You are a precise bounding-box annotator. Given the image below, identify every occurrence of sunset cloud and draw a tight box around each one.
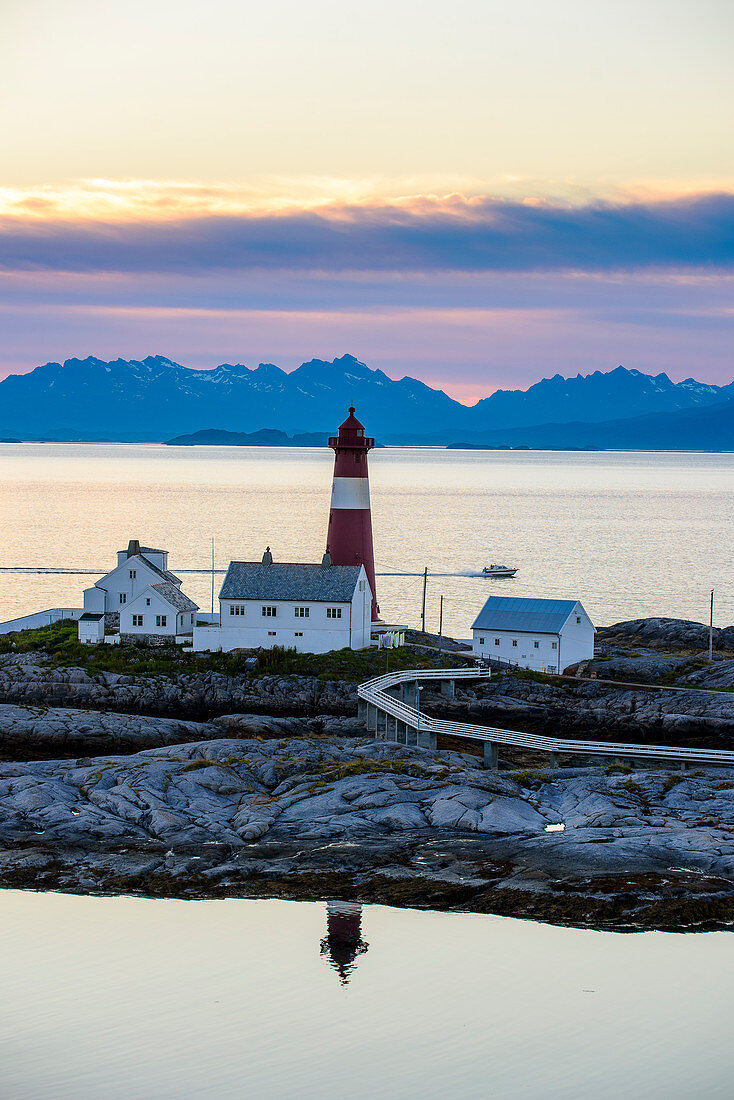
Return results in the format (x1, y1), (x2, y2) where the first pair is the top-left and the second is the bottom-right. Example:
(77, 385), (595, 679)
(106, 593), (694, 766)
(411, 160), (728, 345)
(1, 192), (733, 276)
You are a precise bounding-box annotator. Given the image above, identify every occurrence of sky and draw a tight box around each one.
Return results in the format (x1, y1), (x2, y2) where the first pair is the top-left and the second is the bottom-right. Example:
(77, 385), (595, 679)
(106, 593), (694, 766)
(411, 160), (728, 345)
(1, 0), (733, 403)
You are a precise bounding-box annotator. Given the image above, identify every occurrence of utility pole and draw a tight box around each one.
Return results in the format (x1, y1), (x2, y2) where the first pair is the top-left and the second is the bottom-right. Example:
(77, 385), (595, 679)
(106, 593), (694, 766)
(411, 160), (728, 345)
(420, 566), (428, 635)
(209, 539), (215, 620)
(709, 588), (714, 662)
(438, 595), (444, 659)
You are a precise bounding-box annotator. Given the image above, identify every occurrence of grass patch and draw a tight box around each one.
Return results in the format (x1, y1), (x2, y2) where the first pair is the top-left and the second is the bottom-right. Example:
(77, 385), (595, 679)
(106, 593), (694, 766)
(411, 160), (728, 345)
(505, 668), (567, 688)
(250, 644), (457, 683)
(181, 759), (217, 773)
(621, 778), (650, 808)
(662, 774), (685, 794)
(606, 763), (633, 775)
(715, 781), (734, 791)
(309, 758), (459, 784)
(0, 622), (457, 683)
(512, 770), (550, 790)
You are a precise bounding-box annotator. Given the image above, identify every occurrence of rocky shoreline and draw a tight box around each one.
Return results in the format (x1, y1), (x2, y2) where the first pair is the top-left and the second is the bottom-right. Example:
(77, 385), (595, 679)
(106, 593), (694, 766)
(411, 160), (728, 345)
(2, 650), (732, 750)
(0, 734), (732, 930)
(0, 616), (732, 929)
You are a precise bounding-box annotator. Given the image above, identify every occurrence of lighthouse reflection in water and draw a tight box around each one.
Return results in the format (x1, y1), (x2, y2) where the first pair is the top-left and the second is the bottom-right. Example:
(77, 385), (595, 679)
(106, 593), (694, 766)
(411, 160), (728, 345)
(320, 901), (368, 984)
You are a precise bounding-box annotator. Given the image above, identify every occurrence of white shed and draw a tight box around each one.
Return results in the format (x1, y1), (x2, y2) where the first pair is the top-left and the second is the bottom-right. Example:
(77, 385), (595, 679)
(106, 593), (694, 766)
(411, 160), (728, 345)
(471, 596), (595, 673)
(192, 552), (372, 654)
(77, 612), (105, 645)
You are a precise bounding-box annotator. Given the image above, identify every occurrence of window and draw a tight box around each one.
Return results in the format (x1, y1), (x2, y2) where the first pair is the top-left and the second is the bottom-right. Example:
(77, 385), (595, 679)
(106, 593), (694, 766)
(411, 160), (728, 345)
(132, 614), (143, 627)
(156, 614), (167, 627)
(576, 616), (581, 623)
(129, 569), (136, 579)
(551, 641), (557, 650)
(479, 636), (485, 645)
(262, 606), (277, 617)
(512, 639), (517, 648)
(533, 641), (540, 649)
(119, 593), (126, 605)
(358, 580), (365, 592)
(294, 606), (310, 618)
(190, 614), (194, 624)
(267, 630), (277, 636)
(326, 607), (342, 619)
(494, 638), (500, 646)
(294, 631), (303, 637)
(230, 604), (245, 616)
(146, 598), (150, 606)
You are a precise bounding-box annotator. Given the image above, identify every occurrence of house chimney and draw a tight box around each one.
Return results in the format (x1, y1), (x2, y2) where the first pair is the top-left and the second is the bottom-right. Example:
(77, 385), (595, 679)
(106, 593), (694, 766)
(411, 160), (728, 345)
(127, 539), (140, 558)
(262, 546), (273, 565)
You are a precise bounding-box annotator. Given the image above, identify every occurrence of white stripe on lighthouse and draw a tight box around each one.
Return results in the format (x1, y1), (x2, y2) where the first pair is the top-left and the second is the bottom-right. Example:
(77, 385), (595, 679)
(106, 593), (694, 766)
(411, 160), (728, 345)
(330, 477), (371, 510)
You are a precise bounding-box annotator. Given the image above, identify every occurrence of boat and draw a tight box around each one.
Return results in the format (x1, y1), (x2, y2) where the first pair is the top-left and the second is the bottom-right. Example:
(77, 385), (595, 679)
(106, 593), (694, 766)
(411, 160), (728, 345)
(482, 564), (518, 577)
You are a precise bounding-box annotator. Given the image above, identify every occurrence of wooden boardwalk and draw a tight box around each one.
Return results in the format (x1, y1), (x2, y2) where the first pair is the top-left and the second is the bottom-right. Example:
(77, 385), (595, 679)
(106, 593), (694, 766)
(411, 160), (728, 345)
(357, 667), (734, 770)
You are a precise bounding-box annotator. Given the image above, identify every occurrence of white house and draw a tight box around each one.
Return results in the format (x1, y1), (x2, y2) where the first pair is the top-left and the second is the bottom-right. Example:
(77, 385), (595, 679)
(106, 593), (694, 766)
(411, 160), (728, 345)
(79, 539), (198, 644)
(120, 581), (199, 643)
(192, 549), (373, 654)
(471, 596), (595, 673)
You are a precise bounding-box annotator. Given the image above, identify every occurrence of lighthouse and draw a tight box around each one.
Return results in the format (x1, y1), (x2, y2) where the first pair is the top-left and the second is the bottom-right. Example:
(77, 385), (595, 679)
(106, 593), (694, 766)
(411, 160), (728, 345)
(320, 901), (368, 984)
(326, 407), (379, 621)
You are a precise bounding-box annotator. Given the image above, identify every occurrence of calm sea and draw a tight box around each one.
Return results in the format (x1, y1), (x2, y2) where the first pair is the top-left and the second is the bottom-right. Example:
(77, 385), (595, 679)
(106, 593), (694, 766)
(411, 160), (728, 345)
(0, 893), (732, 1099)
(0, 444), (732, 635)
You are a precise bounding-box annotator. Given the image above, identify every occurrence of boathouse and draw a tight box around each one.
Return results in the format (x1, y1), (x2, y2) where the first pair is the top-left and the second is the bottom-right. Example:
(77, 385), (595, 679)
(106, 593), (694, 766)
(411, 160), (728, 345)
(471, 596), (594, 673)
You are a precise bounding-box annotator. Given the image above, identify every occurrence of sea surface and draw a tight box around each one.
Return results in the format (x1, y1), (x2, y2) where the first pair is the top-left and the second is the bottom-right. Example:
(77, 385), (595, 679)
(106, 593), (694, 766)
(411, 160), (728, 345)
(0, 444), (732, 635)
(0, 892), (732, 1099)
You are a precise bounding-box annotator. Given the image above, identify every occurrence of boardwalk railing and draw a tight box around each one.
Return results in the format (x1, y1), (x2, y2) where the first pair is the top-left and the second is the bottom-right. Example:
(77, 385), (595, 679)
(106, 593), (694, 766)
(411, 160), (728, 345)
(357, 667), (734, 770)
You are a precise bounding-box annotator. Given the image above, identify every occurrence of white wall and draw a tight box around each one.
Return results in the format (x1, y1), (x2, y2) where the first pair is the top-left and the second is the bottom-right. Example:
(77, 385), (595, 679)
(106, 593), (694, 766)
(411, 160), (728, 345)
(473, 629), (562, 672)
(555, 606), (595, 671)
(82, 587), (106, 614)
(192, 623), (354, 654)
(0, 608), (83, 635)
(121, 589), (179, 637)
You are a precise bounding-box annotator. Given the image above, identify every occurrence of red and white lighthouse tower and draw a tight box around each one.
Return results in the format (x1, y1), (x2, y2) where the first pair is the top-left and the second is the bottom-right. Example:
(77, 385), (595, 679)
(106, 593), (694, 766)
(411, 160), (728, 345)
(326, 407), (379, 621)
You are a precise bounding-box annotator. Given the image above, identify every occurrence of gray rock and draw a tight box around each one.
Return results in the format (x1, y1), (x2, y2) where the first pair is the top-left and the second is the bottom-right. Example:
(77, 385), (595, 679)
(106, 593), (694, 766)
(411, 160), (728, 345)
(597, 617), (734, 652)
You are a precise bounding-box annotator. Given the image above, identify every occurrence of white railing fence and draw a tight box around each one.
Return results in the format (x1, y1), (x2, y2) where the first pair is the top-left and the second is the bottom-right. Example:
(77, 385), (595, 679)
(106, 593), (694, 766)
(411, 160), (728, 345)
(357, 667), (734, 769)
(0, 607), (83, 635)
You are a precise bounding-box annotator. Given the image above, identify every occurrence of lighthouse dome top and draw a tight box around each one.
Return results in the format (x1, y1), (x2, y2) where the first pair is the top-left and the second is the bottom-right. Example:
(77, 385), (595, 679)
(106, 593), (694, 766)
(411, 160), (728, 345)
(339, 406), (365, 433)
(329, 406), (374, 452)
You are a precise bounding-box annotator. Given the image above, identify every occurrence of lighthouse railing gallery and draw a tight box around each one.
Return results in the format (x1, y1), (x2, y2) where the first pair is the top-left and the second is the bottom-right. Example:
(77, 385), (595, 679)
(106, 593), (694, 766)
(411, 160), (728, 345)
(357, 667), (734, 770)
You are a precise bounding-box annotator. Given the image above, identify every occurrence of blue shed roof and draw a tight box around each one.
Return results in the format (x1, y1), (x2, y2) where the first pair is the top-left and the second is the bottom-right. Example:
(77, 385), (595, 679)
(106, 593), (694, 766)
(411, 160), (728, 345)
(471, 596), (582, 634)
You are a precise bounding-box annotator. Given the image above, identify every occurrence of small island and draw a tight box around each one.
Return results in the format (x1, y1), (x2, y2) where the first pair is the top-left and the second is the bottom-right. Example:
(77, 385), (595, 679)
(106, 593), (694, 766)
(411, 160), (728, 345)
(0, 615), (732, 930)
(165, 427), (329, 446)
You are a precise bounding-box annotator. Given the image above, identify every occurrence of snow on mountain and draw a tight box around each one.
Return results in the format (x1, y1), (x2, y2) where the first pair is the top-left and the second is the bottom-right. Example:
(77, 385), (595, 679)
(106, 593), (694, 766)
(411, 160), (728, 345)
(0, 354), (730, 443)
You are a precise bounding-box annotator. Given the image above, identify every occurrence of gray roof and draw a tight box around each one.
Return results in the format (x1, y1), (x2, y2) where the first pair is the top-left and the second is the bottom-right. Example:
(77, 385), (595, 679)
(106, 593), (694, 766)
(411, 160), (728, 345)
(79, 612), (104, 622)
(139, 554), (181, 586)
(220, 561), (362, 603)
(472, 597), (584, 634)
(150, 581), (199, 613)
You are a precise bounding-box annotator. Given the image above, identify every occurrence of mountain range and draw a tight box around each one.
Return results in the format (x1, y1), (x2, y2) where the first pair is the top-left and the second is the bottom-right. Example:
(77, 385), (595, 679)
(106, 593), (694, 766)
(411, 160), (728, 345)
(446, 397), (734, 451)
(0, 353), (732, 449)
